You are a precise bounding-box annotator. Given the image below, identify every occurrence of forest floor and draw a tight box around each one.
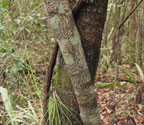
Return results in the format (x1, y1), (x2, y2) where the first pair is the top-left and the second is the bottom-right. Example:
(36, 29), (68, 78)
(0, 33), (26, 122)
(95, 67), (144, 125)
(0, 65), (144, 125)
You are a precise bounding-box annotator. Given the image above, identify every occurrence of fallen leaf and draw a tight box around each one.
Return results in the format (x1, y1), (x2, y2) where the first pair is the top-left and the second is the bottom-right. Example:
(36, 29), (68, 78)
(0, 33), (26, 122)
(137, 115), (144, 123)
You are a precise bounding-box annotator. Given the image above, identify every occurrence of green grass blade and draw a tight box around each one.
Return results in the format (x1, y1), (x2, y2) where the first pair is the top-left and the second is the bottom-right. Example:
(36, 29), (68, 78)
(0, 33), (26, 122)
(0, 87), (18, 125)
(120, 66), (137, 85)
(135, 63), (144, 83)
(125, 77), (137, 86)
(95, 82), (127, 89)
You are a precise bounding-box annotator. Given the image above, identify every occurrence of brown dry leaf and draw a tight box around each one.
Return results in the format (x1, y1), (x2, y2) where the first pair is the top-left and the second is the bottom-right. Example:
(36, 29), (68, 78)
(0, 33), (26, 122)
(84, 18), (90, 23)
(38, 116), (41, 120)
(116, 115), (123, 120)
(119, 77), (126, 81)
(104, 93), (109, 99)
(124, 118), (128, 123)
(94, 92), (99, 101)
(102, 116), (111, 125)
(126, 89), (130, 93)
(100, 89), (105, 94)
(115, 108), (122, 116)
(137, 115), (144, 123)
(105, 107), (112, 114)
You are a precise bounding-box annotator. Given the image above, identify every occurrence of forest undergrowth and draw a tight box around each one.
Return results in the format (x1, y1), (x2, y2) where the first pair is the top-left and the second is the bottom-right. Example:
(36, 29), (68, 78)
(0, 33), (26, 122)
(0, 62), (144, 124)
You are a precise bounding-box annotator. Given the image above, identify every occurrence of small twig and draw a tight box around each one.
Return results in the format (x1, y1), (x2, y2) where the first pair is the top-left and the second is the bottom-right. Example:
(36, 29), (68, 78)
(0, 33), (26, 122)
(119, 0), (143, 29)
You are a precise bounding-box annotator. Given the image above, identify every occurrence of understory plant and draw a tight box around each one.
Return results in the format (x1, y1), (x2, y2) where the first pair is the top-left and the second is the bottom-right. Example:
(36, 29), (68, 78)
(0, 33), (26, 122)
(47, 90), (80, 125)
(0, 87), (40, 125)
(0, 86), (80, 125)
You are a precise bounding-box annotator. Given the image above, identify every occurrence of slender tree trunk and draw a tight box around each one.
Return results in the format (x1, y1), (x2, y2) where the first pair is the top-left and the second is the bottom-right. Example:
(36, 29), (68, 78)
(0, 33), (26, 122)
(42, 42), (59, 125)
(138, 1), (144, 66)
(129, 0), (137, 67)
(110, 0), (121, 65)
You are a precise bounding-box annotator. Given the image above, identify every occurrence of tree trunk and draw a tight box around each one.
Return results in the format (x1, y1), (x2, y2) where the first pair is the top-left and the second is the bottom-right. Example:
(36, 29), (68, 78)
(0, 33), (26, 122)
(44, 0), (108, 124)
(76, 0), (108, 83)
(137, 1), (144, 67)
(110, 0), (121, 65)
(57, 1), (108, 124)
(129, 0), (137, 67)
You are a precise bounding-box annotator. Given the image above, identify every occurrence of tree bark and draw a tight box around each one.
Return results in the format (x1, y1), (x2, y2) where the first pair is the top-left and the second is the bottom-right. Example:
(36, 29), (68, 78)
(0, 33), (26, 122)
(129, 0), (137, 67)
(57, 0), (108, 117)
(76, 0), (108, 83)
(110, 0), (121, 65)
(44, 0), (108, 124)
(44, 0), (100, 124)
